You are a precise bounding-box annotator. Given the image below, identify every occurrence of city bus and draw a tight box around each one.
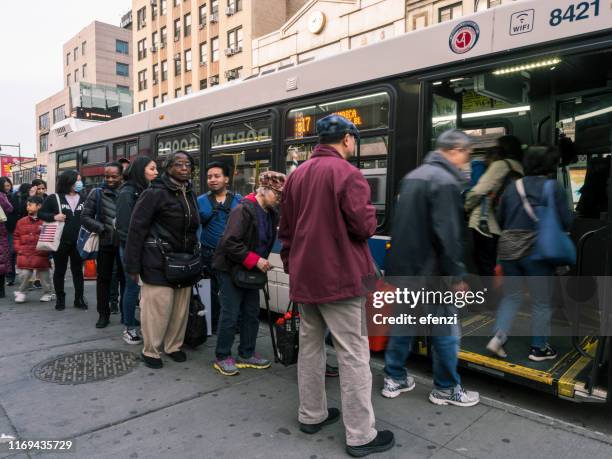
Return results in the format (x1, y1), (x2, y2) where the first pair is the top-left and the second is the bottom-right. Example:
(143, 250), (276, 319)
(50, 0), (612, 403)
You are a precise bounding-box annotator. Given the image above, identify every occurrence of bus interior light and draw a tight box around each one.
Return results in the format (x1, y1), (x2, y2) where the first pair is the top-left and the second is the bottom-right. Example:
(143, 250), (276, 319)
(493, 58), (561, 75)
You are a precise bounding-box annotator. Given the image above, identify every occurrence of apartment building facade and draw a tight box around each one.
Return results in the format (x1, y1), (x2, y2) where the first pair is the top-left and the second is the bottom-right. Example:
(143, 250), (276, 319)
(132, 0), (308, 112)
(252, 0), (510, 74)
(36, 21), (134, 167)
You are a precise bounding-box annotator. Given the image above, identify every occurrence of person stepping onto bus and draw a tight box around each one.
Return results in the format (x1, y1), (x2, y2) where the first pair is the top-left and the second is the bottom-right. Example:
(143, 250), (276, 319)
(116, 156), (159, 345)
(39, 171), (87, 311)
(12, 196), (55, 303)
(125, 151), (201, 369)
(198, 161), (243, 334)
(465, 136), (524, 277)
(279, 115), (395, 457)
(212, 171), (284, 376)
(81, 162), (125, 329)
(488, 146), (573, 362)
(383, 129), (480, 408)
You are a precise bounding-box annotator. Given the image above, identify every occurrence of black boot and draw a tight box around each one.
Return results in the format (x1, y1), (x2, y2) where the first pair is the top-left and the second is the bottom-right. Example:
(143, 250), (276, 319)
(0, 275), (5, 299)
(74, 296), (88, 310)
(55, 292), (66, 311)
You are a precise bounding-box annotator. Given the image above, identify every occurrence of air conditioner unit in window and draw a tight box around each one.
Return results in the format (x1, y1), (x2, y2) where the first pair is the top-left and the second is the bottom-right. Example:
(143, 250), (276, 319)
(153, 78), (159, 85)
(150, 45), (158, 53)
(225, 69), (239, 80)
(174, 53), (181, 60)
(226, 6), (236, 15)
(210, 13), (219, 23)
(159, 42), (166, 48)
(224, 47), (235, 56)
(199, 23), (205, 30)
(235, 46), (242, 53)
(209, 75), (219, 85)
(150, 0), (157, 6)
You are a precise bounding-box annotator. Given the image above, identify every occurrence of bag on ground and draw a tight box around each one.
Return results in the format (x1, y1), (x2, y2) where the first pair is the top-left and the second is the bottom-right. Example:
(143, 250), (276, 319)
(183, 288), (208, 348)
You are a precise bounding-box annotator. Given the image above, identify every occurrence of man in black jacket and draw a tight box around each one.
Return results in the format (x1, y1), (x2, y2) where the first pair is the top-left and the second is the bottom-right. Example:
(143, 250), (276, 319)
(81, 162), (124, 329)
(382, 129), (480, 407)
(124, 151), (200, 369)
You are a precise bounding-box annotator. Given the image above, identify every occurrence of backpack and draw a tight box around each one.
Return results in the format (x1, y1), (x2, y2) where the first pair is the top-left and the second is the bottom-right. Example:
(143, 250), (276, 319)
(203, 191), (235, 226)
(183, 289), (208, 348)
(492, 160), (524, 213)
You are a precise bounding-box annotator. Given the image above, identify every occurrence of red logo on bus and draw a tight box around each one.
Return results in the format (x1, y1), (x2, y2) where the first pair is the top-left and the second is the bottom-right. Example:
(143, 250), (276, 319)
(449, 21), (480, 54)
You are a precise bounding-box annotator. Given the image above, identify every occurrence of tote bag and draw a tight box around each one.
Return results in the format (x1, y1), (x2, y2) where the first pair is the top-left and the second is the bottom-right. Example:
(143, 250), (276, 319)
(77, 189), (101, 260)
(516, 179), (576, 266)
(36, 194), (65, 252)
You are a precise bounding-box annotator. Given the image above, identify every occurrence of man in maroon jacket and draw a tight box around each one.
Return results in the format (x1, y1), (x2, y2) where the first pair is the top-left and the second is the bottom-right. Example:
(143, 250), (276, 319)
(279, 115), (394, 457)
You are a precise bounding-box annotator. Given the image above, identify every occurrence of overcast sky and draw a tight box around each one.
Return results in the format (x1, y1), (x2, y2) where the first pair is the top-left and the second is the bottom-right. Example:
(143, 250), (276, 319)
(0, 0), (131, 159)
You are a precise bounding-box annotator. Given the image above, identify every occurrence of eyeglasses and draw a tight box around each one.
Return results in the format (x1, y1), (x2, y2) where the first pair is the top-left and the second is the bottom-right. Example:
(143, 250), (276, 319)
(173, 162), (193, 169)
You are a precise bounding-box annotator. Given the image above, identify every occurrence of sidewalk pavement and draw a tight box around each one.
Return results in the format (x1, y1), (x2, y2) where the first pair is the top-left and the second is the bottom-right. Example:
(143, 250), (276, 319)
(1, 283), (612, 459)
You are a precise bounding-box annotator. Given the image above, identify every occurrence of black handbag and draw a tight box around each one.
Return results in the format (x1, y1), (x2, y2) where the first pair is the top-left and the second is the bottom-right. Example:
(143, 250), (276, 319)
(263, 285), (299, 366)
(183, 288), (208, 348)
(231, 265), (267, 289)
(155, 239), (203, 287)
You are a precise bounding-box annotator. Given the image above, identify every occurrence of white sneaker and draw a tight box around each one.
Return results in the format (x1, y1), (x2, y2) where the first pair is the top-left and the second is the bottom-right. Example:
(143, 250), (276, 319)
(486, 335), (507, 358)
(429, 386), (480, 407)
(40, 293), (56, 302)
(381, 376), (416, 398)
(14, 292), (26, 303)
(0, 433), (16, 443)
(123, 329), (143, 345)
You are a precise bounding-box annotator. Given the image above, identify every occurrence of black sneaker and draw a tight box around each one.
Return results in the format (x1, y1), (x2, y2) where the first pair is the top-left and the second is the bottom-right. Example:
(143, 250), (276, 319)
(299, 408), (340, 434)
(167, 350), (187, 362)
(529, 344), (558, 362)
(142, 353), (163, 369)
(346, 430), (395, 458)
(110, 302), (119, 314)
(95, 316), (110, 329)
(55, 293), (66, 311)
(74, 297), (88, 310)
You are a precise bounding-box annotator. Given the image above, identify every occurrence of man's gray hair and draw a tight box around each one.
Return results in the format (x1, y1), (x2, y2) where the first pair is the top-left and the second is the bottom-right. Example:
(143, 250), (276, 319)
(436, 129), (473, 151)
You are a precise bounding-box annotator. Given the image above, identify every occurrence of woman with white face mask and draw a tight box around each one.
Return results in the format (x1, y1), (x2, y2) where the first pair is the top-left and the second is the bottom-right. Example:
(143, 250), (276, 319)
(39, 170), (87, 311)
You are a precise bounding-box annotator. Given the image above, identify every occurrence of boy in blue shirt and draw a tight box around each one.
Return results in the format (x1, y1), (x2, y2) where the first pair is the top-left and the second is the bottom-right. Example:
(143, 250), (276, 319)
(198, 162), (242, 333)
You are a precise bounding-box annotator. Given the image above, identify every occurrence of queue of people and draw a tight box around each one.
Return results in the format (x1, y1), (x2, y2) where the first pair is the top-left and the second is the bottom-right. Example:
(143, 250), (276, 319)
(0, 115), (579, 458)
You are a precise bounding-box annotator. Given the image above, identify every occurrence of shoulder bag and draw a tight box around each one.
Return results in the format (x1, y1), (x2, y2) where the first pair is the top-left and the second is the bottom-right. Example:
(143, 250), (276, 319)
(37, 194), (65, 252)
(77, 188), (101, 260)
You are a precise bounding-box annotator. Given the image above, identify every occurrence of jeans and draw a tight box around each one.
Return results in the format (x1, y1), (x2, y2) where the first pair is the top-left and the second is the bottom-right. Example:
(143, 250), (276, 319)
(215, 271), (260, 360)
(494, 255), (554, 349)
(96, 246), (125, 318)
(385, 334), (461, 390)
(53, 243), (84, 299)
(120, 245), (140, 329)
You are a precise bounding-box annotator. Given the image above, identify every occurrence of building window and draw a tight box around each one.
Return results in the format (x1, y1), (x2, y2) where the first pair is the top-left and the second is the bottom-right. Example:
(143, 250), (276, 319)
(161, 60), (168, 81)
(173, 0), (179, 6)
(74, 69), (78, 82)
(439, 2), (462, 22)
(227, 0), (242, 13)
(40, 134), (49, 152)
(211, 0), (218, 14)
(199, 42), (208, 65)
(200, 79), (208, 90)
(66, 53), (69, 66)
(152, 31), (158, 48)
(116, 39), (129, 54)
(39, 113), (49, 130)
(211, 37), (219, 62)
(227, 27), (243, 53)
(138, 100), (147, 112)
(138, 69), (148, 91)
(175, 88), (182, 98)
(138, 38), (147, 60)
(161, 26), (167, 45)
(137, 6), (147, 30)
(199, 4), (207, 26)
(82, 41), (86, 55)
(151, 0), (158, 18)
(162, 93), (168, 103)
(174, 18), (181, 41)
(116, 62), (129, 77)
(117, 84), (130, 91)
(153, 96), (160, 107)
(174, 55), (182, 76)
(82, 64), (87, 79)
(184, 49), (192, 71)
(488, 0), (502, 7)
(153, 63), (159, 84)
(185, 84), (192, 94)
(74, 47), (78, 61)
(66, 74), (71, 86)
(184, 13), (191, 37)
(53, 105), (66, 123)
(160, 0), (167, 15)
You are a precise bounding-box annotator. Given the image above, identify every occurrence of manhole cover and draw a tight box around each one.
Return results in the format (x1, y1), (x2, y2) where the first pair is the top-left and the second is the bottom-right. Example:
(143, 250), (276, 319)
(32, 350), (139, 385)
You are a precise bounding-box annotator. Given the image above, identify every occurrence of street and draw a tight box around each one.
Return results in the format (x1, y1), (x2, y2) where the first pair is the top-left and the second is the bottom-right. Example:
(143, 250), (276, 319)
(1, 280), (611, 459)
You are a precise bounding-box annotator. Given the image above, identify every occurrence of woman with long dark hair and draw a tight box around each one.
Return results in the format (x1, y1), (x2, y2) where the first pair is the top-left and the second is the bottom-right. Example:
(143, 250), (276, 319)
(39, 170), (87, 311)
(116, 156), (158, 344)
(0, 177), (15, 298)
